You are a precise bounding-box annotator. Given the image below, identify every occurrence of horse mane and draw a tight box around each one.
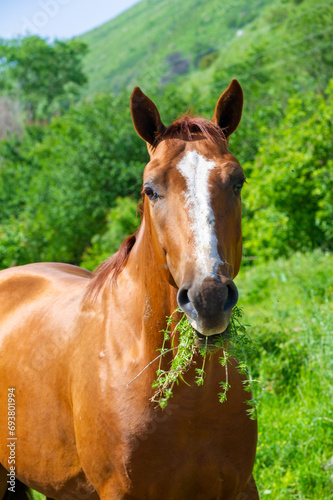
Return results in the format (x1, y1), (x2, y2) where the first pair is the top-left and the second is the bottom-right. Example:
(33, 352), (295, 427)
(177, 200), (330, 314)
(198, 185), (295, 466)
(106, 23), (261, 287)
(86, 116), (227, 300)
(85, 233), (137, 299)
(155, 115), (228, 150)
(86, 203), (143, 300)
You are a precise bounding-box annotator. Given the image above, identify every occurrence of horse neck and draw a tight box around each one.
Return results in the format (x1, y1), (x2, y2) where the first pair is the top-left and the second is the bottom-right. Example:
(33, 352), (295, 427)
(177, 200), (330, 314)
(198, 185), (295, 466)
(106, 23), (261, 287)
(111, 211), (178, 352)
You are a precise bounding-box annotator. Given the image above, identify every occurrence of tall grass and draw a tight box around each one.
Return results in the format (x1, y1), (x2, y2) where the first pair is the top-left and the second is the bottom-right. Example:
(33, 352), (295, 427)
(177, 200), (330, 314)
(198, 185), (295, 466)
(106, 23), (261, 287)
(237, 250), (333, 499)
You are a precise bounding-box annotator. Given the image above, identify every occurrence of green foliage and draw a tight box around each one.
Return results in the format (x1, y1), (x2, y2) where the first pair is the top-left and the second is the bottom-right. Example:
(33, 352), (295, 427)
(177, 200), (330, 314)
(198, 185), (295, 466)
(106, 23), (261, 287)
(151, 306), (259, 416)
(183, 0), (333, 164)
(197, 50), (219, 70)
(78, 0), (333, 149)
(30, 491), (43, 500)
(0, 36), (88, 120)
(243, 80), (333, 260)
(236, 250), (333, 498)
(151, 311), (198, 409)
(1, 0), (332, 269)
(0, 93), (146, 268)
(81, 197), (140, 271)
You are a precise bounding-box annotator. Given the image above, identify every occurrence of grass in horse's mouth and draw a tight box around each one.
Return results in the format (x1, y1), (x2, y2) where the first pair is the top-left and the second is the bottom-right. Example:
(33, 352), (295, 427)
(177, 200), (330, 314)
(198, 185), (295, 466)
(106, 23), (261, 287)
(128, 308), (259, 417)
(149, 308), (259, 416)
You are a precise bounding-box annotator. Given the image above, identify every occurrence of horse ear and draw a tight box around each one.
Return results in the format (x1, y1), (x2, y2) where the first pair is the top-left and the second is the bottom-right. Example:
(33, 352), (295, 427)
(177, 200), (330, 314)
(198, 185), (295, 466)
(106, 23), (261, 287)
(212, 79), (243, 138)
(130, 87), (165, 146)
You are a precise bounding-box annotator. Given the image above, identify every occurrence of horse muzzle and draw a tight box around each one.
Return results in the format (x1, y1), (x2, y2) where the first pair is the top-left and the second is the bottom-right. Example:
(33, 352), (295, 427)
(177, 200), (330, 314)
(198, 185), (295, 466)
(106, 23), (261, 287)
(177, 275), (238, 336)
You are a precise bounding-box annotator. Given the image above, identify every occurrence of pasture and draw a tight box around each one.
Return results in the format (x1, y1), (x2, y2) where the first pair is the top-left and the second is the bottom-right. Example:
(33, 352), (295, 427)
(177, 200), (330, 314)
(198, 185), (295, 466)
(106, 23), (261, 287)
(239, 250), (333, 499)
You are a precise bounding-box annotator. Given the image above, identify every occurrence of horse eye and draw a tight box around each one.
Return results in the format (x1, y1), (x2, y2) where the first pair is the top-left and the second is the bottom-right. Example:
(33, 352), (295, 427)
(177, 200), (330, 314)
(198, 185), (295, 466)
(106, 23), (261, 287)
(233, 179), (245, 196)
(144, 187), (158, 200)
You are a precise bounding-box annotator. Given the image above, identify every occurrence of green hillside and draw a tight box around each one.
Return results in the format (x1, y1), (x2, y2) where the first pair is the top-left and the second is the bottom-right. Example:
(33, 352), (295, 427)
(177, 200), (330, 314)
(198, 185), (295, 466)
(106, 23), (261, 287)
(80, 0), (333, 97)
(79, 0), (273, 93)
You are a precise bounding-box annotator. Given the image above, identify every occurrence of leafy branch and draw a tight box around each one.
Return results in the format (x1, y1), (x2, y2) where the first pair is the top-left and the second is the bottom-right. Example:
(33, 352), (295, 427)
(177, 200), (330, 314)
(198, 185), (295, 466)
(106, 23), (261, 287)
(151, 306), (262, 418)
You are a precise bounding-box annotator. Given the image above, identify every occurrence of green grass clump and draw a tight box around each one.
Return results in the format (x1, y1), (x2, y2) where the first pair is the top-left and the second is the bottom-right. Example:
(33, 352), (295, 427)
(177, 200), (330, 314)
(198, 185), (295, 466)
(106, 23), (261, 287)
(31, 492), (44, 499)
(151, 306), (259, 416)
(237, 250), (333, 499)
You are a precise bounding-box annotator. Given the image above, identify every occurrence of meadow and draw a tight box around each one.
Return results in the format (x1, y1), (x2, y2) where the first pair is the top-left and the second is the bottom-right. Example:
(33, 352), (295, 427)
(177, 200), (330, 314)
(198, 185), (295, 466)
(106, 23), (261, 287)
(238, 250), (333, 499)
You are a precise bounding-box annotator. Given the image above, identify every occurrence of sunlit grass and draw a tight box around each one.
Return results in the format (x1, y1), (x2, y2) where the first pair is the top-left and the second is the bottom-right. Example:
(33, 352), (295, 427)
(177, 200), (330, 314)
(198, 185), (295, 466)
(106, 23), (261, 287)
(31, 491), (44, 499)
(237, 250), (333, 499)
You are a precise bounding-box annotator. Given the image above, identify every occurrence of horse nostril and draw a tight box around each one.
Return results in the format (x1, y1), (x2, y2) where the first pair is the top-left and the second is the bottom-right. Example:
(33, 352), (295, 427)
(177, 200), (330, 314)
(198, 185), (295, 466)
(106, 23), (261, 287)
(223, 281), (238, 312)
(177, 286), (198, 319)
(177, 286), (190, 308)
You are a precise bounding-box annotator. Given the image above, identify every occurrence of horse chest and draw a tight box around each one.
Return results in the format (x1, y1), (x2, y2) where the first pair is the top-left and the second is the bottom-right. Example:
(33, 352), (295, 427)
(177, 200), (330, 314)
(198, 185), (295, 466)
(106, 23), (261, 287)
(123, 421), (243, 499)
(117, 390), (255, 499)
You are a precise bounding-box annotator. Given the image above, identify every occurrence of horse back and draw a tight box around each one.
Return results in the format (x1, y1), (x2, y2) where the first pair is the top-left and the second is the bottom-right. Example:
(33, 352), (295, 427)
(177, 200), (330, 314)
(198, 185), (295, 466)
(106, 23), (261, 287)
(0, 261), (92, 372)
(0, 262), (91, 317)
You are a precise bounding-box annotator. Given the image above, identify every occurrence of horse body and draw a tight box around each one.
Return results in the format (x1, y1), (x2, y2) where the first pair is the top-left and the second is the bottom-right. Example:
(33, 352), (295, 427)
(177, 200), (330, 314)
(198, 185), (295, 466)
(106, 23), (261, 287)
(0, 264), (96, 498)
(0, 81), (259, 499)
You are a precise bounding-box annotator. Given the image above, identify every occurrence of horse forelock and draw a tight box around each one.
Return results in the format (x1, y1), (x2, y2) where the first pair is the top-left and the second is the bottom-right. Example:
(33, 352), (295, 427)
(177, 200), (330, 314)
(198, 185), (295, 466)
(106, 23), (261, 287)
(155, 115), (228, 150)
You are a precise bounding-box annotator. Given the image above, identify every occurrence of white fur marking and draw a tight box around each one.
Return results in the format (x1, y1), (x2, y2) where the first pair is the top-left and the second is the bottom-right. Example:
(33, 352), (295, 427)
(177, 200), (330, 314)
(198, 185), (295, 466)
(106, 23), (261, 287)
(177, 150), (221, 276)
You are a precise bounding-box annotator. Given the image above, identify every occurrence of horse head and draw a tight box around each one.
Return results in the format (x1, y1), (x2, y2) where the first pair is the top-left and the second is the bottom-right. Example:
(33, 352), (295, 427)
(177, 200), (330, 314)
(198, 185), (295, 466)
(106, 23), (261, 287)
(130, 80), (245, 337)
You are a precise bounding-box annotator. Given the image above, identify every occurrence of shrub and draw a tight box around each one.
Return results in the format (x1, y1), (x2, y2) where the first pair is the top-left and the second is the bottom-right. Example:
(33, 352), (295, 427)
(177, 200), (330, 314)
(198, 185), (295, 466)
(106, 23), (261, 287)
(80, 197), (140, 271)
(243, 79), (333, 260)
(0, 93), (146, 268)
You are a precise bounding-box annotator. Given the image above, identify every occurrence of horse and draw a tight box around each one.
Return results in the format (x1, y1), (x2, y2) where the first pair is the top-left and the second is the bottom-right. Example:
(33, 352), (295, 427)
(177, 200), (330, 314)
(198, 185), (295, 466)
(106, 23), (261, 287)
(0, 79), (258, 499)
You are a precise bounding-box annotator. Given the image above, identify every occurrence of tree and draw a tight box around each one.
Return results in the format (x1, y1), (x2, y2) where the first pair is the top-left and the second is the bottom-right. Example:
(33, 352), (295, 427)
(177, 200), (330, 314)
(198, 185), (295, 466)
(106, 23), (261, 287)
(0, 91), (146, 268)
(242, 79), (333, 260)
(0, 36), (88, 121)
(80, 197), (140, 271)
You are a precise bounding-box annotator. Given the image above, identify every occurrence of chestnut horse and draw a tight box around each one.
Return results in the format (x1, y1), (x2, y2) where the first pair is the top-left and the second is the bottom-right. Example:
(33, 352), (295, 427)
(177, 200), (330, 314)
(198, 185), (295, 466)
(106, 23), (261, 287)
(0, 80), (258, 499)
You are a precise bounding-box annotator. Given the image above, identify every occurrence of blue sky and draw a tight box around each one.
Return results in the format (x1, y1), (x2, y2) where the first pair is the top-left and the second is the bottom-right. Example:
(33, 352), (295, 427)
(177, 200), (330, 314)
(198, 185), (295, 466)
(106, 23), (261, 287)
(0, 0), (141, 40)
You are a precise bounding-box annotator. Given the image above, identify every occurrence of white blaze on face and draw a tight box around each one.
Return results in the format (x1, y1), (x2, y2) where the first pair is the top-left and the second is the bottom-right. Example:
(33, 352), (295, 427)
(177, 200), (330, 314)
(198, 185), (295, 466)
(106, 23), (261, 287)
(177, 150), (222, 277)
